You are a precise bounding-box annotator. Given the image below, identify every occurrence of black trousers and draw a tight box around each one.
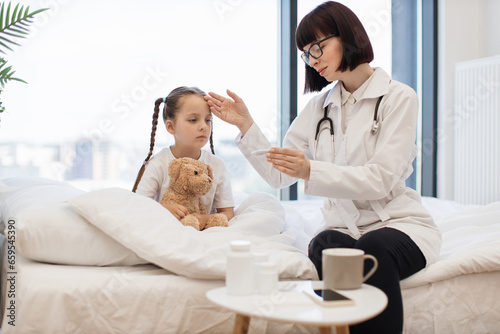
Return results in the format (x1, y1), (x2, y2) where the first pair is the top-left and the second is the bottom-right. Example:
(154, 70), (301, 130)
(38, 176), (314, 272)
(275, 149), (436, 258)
(308, 227), (426, 334)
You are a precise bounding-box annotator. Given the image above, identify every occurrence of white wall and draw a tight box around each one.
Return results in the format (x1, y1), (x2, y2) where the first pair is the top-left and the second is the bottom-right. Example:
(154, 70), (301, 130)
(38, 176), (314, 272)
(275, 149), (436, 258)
(437, 0), (500, 200)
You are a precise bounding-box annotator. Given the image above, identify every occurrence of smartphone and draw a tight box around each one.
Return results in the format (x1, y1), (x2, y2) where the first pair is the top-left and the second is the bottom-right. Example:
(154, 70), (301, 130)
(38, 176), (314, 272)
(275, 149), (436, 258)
(303, 289), (355, 307)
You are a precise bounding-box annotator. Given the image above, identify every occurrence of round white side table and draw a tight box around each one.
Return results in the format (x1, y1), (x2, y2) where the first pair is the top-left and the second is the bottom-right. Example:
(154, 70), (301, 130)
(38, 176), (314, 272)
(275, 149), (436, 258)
(206, 280), (387, 334)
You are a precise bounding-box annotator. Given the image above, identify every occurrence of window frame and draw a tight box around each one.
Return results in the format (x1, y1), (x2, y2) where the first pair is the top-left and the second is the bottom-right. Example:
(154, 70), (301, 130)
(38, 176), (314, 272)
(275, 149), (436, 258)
(279, 0), (299, 200)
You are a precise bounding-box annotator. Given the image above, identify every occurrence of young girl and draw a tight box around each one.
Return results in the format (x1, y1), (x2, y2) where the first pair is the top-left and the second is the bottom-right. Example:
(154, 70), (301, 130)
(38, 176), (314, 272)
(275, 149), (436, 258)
(133, 86), (234, 230)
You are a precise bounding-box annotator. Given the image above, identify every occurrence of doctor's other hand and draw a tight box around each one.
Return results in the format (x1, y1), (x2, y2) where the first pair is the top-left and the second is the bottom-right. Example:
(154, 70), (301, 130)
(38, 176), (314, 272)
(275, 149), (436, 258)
(204, 89), (254, 135)
(266, 147), (311, 181)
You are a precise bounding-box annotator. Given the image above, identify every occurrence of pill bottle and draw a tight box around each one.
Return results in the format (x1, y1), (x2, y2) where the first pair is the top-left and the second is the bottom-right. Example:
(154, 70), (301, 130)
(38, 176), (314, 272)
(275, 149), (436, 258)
(226, 240), (254, 295)
(253, 252), (269, 291)
(257, 261), (278, 295)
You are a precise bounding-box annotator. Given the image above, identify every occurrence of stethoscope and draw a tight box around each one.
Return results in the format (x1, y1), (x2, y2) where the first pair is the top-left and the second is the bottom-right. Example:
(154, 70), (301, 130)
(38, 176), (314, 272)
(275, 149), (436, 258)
(315, 95), (384, 141)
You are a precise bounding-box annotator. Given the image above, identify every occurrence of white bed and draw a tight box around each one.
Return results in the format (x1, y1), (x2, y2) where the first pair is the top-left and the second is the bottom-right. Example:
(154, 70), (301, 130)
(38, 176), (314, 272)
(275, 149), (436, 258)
(1, 177), (500, 333)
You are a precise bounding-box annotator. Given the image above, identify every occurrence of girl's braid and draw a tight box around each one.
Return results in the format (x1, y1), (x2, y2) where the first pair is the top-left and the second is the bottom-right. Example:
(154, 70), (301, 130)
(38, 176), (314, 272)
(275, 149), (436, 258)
(132, 98), (162, 192)
(209, 126), (215, 155)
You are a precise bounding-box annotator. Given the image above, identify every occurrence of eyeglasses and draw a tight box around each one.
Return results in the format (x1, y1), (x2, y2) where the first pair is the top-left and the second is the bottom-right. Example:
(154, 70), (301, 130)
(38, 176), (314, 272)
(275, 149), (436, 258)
(300, 35), (337, 66)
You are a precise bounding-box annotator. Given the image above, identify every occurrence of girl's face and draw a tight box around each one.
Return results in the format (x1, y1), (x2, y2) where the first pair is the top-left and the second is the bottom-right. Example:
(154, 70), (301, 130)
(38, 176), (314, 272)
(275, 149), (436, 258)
(166, 95), (212, 150)
(304, 34), (344, 82)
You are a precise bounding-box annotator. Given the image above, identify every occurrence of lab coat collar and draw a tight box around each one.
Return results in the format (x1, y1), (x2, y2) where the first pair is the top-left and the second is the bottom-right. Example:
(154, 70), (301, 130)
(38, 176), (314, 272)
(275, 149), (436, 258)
(322, 83), (341, 109)
(361, 67), (391, 98)
(340, 84), (353, 106)
(322, 67), (391, 109)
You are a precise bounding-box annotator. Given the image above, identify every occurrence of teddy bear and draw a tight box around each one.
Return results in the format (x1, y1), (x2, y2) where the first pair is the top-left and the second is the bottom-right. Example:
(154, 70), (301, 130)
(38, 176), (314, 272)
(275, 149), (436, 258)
(160, 157), (228, 230)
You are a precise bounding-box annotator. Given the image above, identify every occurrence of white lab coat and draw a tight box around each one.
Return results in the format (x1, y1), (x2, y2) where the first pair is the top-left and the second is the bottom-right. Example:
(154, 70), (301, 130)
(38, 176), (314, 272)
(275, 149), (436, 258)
(235, 68), (441, 266)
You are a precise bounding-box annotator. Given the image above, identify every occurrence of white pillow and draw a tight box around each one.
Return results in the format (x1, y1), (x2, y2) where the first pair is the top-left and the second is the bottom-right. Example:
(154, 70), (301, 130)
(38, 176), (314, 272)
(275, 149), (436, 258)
(0, 177), (147, 266)
(0, 177), (82, 229)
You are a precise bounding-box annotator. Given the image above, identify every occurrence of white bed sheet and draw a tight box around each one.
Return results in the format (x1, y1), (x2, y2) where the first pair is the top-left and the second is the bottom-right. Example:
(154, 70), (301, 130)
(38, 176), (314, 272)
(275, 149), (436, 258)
(3, 248), (499, 334)
(0, 250), (315, 334)
(403, 270), (500, 334)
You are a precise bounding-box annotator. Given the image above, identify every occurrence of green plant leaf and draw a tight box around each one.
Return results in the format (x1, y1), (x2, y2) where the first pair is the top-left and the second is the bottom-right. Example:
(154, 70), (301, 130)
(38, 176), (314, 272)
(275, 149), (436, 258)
(0, 57), (27, 87)
(0, 39), (16, 51)
(0, 3), (47, 115)
(0, 2), (48, 54)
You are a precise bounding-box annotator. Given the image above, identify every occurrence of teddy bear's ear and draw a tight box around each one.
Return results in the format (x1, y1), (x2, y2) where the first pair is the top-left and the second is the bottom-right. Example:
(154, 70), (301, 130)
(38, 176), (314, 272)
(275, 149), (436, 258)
(206, 164), (214, 180)
(168, 159), (183, 180)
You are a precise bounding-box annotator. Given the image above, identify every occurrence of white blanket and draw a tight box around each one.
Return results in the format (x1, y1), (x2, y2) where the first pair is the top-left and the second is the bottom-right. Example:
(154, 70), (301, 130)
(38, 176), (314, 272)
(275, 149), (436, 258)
(401, 200), (500, 289)
(68, 188), (318, 280)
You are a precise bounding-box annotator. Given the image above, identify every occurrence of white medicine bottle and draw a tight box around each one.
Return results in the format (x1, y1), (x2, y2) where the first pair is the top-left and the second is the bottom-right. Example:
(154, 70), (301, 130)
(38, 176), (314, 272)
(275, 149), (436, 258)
(257, 262), (278, 295)
(253, 252), (269, 292)
(226, 240), (254, 295)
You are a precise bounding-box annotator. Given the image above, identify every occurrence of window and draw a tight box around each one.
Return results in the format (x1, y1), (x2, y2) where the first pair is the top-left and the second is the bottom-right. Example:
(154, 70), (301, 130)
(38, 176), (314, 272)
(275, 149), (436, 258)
(1, 0), (431, 200)
(0, 0), (279, 195)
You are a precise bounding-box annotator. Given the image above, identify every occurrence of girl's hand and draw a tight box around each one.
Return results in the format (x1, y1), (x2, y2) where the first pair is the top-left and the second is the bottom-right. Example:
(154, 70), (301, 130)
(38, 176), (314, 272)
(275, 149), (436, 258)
(165, 203), (189, 220)
(216, 207), (234, 221)
(266, 147), (311, 181)
(204, 89), (254, 136)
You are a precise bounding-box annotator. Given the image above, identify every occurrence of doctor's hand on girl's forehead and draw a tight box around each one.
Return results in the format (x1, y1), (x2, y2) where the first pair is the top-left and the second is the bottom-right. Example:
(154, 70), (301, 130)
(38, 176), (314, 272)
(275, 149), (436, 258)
(204, 90), (253, 131)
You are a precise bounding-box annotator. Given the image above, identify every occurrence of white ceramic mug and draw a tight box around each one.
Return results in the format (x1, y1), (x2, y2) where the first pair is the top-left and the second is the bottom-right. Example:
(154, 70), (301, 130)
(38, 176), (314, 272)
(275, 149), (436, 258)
(322, 248), (378, 290)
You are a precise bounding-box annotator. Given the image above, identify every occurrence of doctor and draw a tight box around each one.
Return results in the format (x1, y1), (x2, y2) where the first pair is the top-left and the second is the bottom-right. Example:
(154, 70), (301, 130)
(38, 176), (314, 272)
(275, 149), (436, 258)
(205, 2), (441, 333)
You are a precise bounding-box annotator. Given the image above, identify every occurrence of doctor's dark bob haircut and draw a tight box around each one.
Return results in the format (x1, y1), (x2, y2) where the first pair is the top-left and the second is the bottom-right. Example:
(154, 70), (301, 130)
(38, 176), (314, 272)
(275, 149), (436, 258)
(296, 1), (374, 93)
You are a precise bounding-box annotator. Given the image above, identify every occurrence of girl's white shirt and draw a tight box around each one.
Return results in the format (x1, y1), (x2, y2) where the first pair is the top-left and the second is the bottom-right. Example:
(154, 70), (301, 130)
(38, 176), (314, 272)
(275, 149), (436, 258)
(135, 147), (235, 214)
(235, 68), (441, 265)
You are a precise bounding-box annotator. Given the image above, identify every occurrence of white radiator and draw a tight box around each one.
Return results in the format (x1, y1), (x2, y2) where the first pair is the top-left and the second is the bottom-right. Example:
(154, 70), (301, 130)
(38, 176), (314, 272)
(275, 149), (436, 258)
(454, 55), (500, 205)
